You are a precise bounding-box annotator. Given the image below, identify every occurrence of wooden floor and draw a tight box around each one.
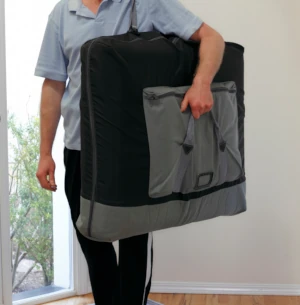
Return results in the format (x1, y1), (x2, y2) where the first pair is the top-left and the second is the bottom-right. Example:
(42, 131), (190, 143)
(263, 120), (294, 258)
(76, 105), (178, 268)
(43, 293), (300, 305)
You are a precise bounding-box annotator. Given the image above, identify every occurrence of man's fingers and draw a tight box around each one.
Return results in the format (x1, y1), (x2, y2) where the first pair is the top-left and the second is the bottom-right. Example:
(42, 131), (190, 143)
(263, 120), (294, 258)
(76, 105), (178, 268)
(190, 104), (203, 119)
(36, 156), (57, 192)
(191, 104), (213, 119)
(36, 171), (56, 192)
(192, 108), (201, 119)
(49, 170), (57, 190)
(205, 104), (213, 112)
(181, 94), (212, 118)
(181, 97), (189, 112)
(37, 174), (53, 191)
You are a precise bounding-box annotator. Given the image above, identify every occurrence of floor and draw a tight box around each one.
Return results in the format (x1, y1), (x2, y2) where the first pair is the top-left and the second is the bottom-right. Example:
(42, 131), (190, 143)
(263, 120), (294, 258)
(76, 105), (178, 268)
(43, 293), (300, 305)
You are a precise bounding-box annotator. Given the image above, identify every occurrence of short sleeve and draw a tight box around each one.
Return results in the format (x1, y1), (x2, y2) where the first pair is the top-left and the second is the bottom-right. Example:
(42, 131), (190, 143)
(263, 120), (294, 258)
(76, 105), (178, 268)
(149, 0), (203, 41)
(34, 17), (68, 81)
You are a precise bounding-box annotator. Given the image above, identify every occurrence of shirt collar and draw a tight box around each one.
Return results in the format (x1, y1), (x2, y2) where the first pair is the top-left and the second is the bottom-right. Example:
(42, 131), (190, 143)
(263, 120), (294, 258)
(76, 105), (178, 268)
(68, 0), (121, 12)
(68, 0), (80, 12)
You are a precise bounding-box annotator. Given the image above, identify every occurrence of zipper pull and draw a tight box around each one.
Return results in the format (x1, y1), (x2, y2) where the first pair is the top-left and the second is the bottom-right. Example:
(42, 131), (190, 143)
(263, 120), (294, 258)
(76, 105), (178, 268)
(147, 95), (158, 100)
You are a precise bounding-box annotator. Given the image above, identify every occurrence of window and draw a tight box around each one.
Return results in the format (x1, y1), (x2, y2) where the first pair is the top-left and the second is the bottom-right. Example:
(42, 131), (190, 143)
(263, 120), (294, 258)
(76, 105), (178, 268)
(1, 1), (91, 304)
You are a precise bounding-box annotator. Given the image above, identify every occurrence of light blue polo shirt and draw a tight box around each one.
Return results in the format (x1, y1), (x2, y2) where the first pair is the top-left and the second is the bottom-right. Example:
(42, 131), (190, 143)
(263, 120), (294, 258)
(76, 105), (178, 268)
(34, 0), (203, 151)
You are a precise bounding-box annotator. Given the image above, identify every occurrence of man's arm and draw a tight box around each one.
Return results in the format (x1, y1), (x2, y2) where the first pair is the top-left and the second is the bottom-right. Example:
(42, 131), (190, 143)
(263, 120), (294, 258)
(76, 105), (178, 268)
(191, 23), (225, 86)
(36, 79), (65, 192)
(181, 23), (225, 119)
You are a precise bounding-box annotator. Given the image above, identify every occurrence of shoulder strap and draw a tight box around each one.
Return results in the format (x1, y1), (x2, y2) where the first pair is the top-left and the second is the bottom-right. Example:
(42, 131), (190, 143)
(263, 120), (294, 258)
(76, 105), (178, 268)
(129, 0), (138, 33)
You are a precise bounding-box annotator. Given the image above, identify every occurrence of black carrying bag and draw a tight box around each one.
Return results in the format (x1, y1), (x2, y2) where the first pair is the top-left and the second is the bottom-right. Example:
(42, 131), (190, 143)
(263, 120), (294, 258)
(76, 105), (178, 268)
(79, 0), (246, 242)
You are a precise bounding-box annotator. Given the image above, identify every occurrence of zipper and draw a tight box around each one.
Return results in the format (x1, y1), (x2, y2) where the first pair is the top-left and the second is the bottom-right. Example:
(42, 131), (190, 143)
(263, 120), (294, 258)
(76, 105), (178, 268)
(149, 36), (165, 42)
(147, 92), (185, 100)
(212, 88), (236, 93)
(86, 40), (97, 238)
(147, 87), (236, 100)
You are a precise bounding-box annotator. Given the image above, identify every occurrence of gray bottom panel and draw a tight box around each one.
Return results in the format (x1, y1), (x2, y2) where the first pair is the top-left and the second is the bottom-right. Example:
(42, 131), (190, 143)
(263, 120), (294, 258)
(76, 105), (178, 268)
(77, 182), (246, 242)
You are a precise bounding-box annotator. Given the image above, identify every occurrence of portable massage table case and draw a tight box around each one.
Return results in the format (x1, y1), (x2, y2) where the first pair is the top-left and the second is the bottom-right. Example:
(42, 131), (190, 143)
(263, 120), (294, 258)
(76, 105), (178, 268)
(79, 0), (246, 242)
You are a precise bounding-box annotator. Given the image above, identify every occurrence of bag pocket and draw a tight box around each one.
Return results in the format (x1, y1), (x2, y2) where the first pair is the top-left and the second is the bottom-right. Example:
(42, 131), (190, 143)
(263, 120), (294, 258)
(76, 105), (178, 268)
(143, 81), (243, 198)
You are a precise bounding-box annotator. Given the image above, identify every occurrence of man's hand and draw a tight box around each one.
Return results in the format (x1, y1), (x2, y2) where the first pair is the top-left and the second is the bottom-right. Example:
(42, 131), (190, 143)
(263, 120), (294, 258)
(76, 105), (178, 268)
(36, 155), (57, 192)
(36, 78), (64, 192)
(181, 82), (213, 119)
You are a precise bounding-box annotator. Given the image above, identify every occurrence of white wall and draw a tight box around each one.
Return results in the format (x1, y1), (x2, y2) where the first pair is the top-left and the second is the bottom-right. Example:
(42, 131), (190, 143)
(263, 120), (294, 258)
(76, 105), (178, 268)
(151, 0), (300, 294)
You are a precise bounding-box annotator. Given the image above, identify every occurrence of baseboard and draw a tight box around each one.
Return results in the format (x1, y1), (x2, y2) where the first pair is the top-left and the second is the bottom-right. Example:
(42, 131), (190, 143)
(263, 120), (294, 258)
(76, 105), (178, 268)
(151, 281), (300, 296)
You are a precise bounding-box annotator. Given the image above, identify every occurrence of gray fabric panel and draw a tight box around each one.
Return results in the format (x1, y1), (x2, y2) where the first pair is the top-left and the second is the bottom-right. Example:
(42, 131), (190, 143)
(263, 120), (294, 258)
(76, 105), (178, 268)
(143, 88), (190, 198)
(174, 109), (230, 193)
(77, 182), (246, 242)
(143, 82), (242, 198)
(212, 115), (227, 185)
(211, 85), (244, 182)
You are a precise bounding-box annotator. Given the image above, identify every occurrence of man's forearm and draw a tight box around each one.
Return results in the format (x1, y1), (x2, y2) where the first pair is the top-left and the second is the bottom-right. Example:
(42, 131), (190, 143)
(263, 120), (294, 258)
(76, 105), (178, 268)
(191, 24), (225, 86)
(40, 79), (65, 156)
(181, 24), (225, 118)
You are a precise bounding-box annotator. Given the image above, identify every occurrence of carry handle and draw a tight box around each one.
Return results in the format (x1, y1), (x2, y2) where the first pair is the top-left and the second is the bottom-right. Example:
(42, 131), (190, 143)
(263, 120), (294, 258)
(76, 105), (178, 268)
(173, 108), (227, 193)
(183, 109), (226, 153)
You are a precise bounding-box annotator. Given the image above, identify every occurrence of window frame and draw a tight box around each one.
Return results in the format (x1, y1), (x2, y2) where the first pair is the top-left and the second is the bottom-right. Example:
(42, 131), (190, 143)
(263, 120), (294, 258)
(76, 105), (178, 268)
(0, 1), (13, 304)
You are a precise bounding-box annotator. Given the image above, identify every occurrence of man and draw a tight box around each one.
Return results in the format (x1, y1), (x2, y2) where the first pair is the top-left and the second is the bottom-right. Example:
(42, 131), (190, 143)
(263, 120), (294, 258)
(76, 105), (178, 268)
(35, 0), (225, 304)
